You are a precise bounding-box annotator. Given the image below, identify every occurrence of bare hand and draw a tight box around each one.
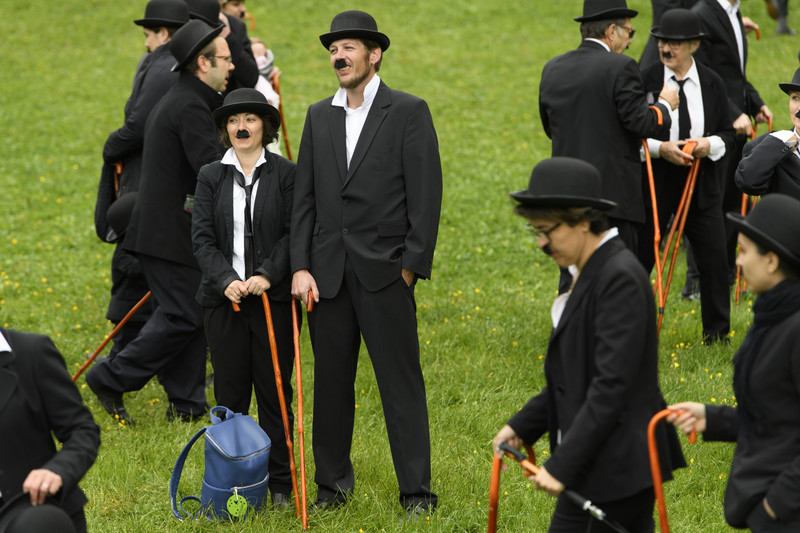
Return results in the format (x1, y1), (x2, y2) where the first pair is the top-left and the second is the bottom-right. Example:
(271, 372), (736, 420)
(269, 66), (282, 81)
(685, 137), (711, 158)
(22, 469), (63, 506)
(659, 141), (693, 166)
(733, 113), (753, 136)
(755, 105), (773, 125)
(218, 13), (231, 39)
(291, 269), (319, 308)
(492, 425), (525, 472)
(244, 275), (271, 296)
(666, 402), (707, 435)
(741, 16), (759, 33)
(224, 279), (248, 304)
(659, 84), (679, 111)
(401, 267), (415, 287)
(534, 465), (565, 497)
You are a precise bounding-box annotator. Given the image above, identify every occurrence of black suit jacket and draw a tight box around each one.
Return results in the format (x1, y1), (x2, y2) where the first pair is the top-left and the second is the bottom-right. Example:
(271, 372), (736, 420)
(192, 152), (296, 306)
(735, 133), (800, 200)
(223, 13), (258, 92)
(640, 60), (736, 210)
(692, 0), (765, 120)
(0, 329), (100, 526)
(508, 238), (685, 501)
(640, 0), (700, 69)
(124, 72), (223, 269)
(704, 309), (800, 527)
(291, 80), (443, 296)
(539, 40), (672, 223)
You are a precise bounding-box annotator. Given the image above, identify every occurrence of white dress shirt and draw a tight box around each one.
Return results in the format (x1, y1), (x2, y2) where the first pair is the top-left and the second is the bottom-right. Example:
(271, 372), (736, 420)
(331, 73), (381, 168)
(770, 128), (800, 161)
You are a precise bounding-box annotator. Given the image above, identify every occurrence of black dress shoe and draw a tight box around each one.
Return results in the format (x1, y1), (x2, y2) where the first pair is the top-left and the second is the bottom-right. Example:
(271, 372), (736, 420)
(402, 505), (433, 522)
(308, 495), (347, 515)
(165, 405), (205, 423)
(86, 378), (134, 424)
(271, 492), (292, 510)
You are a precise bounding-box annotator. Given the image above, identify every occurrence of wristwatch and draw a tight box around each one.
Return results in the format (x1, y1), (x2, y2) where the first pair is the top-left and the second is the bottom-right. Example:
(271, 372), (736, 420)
(785, 138), (799, 151)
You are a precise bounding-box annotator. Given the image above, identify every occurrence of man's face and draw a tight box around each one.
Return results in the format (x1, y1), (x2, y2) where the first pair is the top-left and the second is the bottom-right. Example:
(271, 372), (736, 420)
(221, 0), (246, 18)
(329, 38), (378, 90)
(205, 37), (235, 92)
(658, 40), (695, 72)
(610, 19), (634, 54)
(790, 91), (800, 131)
(143, 27), (168, 53)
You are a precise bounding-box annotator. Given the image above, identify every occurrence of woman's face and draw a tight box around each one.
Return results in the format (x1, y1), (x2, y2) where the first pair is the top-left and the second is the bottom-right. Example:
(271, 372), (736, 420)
(790, 91), (800, 131)
(528, 217), (590, 269)
(736, 233), (780, 294)
(226, 113), (263, 153)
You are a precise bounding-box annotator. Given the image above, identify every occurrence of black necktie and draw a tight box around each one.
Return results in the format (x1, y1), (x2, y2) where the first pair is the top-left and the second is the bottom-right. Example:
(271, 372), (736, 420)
(673, 76), (691, 140)
(232, 166), (262, 278)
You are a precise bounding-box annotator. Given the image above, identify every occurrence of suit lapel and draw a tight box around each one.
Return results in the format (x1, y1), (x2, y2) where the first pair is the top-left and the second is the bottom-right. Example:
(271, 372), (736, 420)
(222, 166), (235, 255)
(251, 160), (271, 232)
(344, 82), (391, 186)
(709, 1), (741, 65)
(0, 334), (18, 413)
(327, 106), (348, 182)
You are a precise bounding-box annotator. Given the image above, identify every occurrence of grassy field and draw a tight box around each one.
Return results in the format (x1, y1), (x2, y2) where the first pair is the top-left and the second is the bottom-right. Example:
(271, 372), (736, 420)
(2, 0), (799, 531)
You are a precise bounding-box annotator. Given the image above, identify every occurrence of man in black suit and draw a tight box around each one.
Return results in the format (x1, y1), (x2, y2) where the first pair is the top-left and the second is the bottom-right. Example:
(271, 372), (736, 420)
(290, 10), (442, 516)
(639, 0), (700, 69)
(638, 8), (735, 344)
(539, 0), (678, 254)
(86, 20), (234, 423)
(689, 0), (773, 287)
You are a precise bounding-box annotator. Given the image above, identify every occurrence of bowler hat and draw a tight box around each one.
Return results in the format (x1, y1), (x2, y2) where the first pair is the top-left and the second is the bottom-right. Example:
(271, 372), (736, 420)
(650, 8), (706, 41)
(212, 88), (281, 129)
(726, 194), (800, 270)
(169, 19), (223, 72)
(510, 157), (617, 211)
(574, 0), (638, 22)
(185, 0), (224, 28)
(319, 10), (390, 51)
(778, 67), (800, 95)
(106, 192), (138, 238)
(134, 0), (189, 28)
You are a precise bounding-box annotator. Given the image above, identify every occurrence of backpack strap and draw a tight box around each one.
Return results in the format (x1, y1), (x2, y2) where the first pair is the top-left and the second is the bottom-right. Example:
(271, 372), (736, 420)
(169, 426), (207, 521)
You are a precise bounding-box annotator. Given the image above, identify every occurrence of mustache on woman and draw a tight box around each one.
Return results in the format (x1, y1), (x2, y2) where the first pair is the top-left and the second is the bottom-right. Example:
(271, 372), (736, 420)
(236, 130), (250, 139)
(334, 59), (347, 69)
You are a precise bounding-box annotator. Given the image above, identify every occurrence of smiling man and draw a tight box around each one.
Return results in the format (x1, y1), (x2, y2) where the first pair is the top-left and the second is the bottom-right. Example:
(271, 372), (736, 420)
(290, 10), (442, 519)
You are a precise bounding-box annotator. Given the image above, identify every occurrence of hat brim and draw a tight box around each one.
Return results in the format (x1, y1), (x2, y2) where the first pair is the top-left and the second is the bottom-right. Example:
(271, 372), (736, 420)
(727, 212), (800, 270)
(134, 18), (186, 27)
(170, 24), (224, 72)
(212, 101), (281, 129)
(574, 8), (638, 22)
(319, 29), (390, 51)
(649, 28), (706, 40)
(779, 82), (800, 95)
(509, 192), (617, 211)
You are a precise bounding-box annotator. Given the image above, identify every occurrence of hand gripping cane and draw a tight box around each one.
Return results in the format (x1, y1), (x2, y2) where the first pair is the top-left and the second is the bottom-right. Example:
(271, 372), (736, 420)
(488, 442), (629, 533)
(648, 409), (697, 533)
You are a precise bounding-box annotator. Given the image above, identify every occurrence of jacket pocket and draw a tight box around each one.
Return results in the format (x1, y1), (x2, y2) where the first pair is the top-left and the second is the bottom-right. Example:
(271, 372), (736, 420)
(377, 220), (408, 237)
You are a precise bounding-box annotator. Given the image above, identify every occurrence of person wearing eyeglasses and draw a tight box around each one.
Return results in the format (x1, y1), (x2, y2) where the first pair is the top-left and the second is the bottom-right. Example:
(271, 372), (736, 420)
(493, 157), (686, 533)
(538, 0), (678, 279)
(86, 20), (234, 424)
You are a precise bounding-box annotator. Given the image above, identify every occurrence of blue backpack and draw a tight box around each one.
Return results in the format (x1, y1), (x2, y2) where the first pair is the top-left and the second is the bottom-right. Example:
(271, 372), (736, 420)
(169, 406), (271, 521)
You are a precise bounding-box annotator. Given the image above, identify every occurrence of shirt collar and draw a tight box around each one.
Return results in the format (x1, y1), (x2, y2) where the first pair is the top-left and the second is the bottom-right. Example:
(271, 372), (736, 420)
(716, 0), (740, 15)
(331, 73), (381, 109)
(584, 38), (611, 52)
(0, 331), (10, 353)
(221, 147), (267, 179)
(664, 57), (699, 86)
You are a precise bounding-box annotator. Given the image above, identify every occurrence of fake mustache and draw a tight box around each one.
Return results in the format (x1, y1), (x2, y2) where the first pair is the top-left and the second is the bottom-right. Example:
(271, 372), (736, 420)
(236, 130), (250, 139)
(334, 59), (347, 69)
(795, 109), (800, 119)
(542, 244), (554, 257)
(661, 51), (673, 59)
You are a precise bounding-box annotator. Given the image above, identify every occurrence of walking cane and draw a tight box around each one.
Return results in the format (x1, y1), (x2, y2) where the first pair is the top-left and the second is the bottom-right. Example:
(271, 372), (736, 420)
(642, 140), (666, 329)
(272, 74), (292, 161)
(292, 290), (313, 530)
(654, 143), (700, 335)
(488, 443), (630, 533)
(648, 409), (697, 533)
(72, 291), (151, 382)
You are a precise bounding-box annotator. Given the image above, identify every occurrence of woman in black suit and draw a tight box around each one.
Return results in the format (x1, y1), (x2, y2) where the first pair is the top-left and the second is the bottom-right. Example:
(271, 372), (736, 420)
(493, 157), (685, 532)
(191, 88), (297, 508)
(0, 329), (100, 533)
(669, 194), (800, 532)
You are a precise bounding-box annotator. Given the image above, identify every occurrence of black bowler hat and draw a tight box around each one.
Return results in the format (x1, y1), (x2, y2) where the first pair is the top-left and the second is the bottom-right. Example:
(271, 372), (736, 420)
(319, 10), (390, 51)
(727, 194), (800, 270)
(574, 0), (638, 22)
(650, 8), (706, 41)
(510, 157), (617, 211)
(779, 67), (800, 95)
(169, 19), (223, 72)
(106, 192), (138, 238)
(134, 0), (190, 28)
(212, 88), (281, 129)
(185, 0), (224, 28)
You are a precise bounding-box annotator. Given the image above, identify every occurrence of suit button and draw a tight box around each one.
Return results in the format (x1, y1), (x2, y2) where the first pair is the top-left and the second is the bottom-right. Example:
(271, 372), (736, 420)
(342, 228), (349, 235)
(343, 199), (349, 206)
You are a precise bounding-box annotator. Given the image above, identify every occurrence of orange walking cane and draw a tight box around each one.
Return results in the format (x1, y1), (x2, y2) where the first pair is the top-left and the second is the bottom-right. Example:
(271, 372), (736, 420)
(272, 74), (292, 161)
(72, 291), (151, 382)
(643, 140), (666, 328)
(648, 409), (697, 533)
(291, 291), (312, 529)
(487, 443), (629, 533)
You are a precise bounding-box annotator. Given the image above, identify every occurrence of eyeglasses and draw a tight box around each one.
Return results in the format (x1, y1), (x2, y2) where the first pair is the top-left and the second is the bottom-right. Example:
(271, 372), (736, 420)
(205, 55), (233, 63)
(656, 39), (683, 49)
(526, 222), (561, 241)
(618, 25), (636, 39)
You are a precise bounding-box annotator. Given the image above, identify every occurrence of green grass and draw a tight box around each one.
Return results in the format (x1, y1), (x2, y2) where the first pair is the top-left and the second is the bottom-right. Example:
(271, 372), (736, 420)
(2, 0), (797, 531)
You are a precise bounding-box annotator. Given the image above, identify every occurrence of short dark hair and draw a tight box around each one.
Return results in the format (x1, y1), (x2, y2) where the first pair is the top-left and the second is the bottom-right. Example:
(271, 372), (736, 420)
(359, 38), (383, 72)
(580, 18), (627, 39)
(753, 241), (800, 280)
(219, 115), (280, 148)
(144, 25), (180, 38)
(514, 205), (611, 235)
(186, 40), (217, 74)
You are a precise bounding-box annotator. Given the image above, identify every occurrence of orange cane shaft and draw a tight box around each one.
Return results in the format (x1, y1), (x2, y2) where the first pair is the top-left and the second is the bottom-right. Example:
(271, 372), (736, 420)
(261, 293), (300, 517)
(643, 141), (665, 319)
(487, 455), (501, 533)
(292, 299), (308, 529)
(72, 291), (151, 382)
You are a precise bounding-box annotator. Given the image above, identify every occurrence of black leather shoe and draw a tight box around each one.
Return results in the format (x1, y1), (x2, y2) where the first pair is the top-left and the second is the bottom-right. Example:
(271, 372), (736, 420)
(271, 492), (292, 510)
(308, 495), (347, 515)
(402, 504), (434, 523)
(86, 378), (134, 424)
(166, 405), (205, 423)
(680, 280), (700, 301)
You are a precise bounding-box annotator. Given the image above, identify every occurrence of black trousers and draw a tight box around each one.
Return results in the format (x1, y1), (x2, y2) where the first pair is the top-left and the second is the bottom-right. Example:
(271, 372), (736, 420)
(203, 295), (297, 495)
(746, 500), (800, 533)
(308, 259), (436, 510)
(637, 165), (730, 340)
(548, 487), (655, 533)
(86, 254), (207, 415)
